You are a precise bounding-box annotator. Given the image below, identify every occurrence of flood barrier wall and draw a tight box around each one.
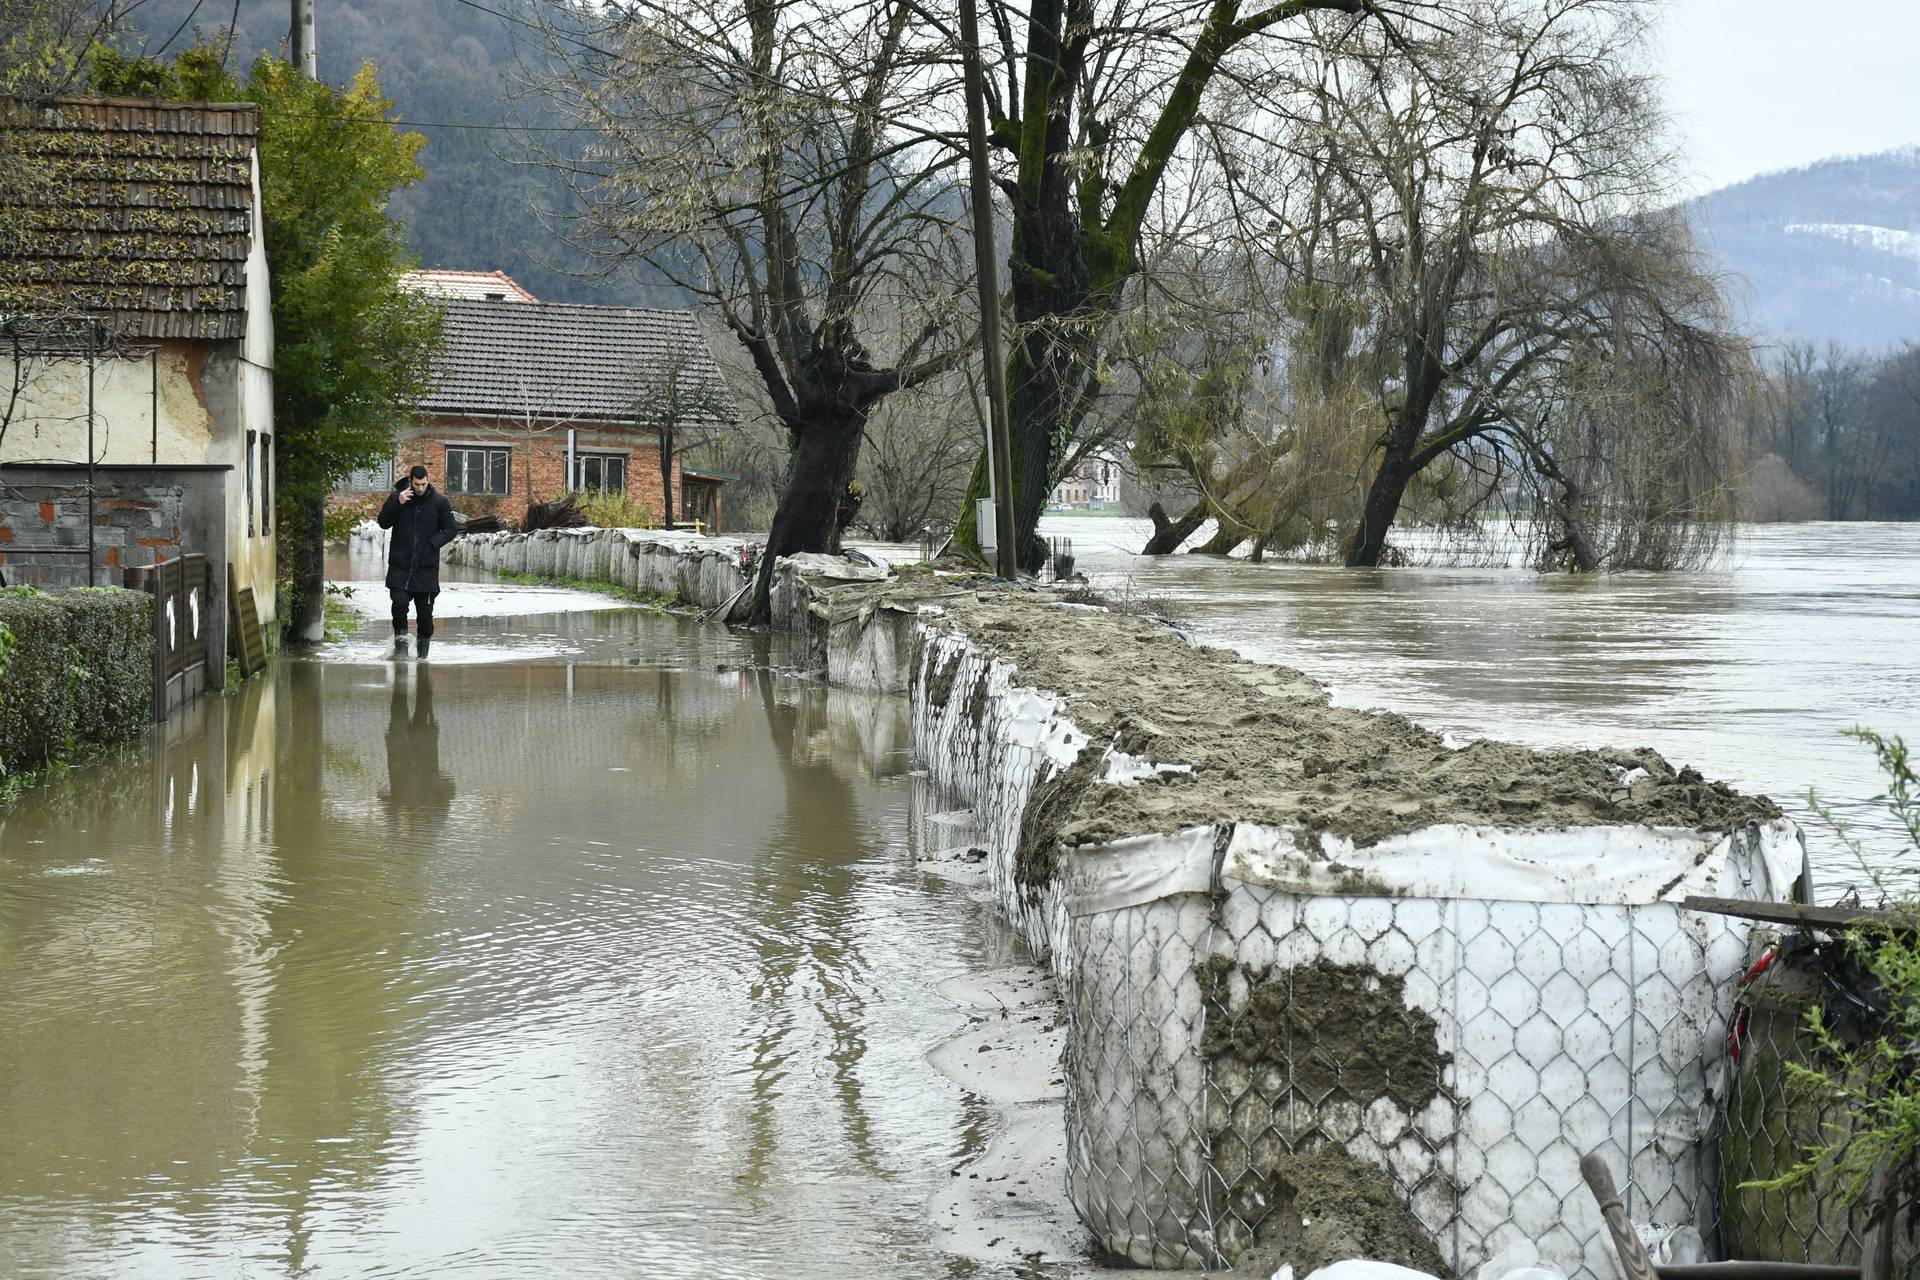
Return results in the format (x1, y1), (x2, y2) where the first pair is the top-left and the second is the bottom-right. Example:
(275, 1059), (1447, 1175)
(771, 560), (1802, 1280)
(352, 524), (751, 616)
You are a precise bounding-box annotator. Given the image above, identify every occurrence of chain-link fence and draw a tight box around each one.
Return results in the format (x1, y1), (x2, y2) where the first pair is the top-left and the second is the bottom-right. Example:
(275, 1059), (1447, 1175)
(904, 623), (1879, 1277)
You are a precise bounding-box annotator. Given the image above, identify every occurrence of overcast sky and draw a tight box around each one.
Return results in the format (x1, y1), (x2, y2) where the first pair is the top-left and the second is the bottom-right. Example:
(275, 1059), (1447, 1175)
(1656, 0), (1920, 194)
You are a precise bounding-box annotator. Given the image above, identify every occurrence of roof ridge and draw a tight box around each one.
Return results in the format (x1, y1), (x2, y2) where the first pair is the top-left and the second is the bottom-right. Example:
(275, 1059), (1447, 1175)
(443, 296), (701, 318)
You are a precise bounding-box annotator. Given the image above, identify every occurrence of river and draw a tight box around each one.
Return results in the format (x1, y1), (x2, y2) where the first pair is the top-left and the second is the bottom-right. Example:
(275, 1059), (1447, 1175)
(1042, 515), (1920, 899)
(0, 587), (1039, 1279)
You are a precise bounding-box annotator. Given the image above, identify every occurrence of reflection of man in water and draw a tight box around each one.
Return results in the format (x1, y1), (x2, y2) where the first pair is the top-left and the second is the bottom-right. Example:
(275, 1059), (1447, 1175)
(379, 665), (456, 831)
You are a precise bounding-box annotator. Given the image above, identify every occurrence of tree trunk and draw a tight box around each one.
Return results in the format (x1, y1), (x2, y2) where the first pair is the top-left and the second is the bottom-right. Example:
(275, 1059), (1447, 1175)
(1190, 520), (1246, 556)
(1141, 499), (1209, 555)
(1344, 450), (1414, 568)
(289, 499), (325, 643)
(660, 424), (675, 528)
(744, 410), (868, 625)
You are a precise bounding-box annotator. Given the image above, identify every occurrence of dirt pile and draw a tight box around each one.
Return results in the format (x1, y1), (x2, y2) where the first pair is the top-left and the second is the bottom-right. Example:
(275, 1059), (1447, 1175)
(1217, 1149), (1451, 1278)
(915, 590), (1779, 852)
(1200, 959), (1451, 1109)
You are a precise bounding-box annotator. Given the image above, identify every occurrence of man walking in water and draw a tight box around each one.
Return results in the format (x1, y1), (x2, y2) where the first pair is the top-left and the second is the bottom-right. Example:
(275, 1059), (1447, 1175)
(377, 464), (457, 657)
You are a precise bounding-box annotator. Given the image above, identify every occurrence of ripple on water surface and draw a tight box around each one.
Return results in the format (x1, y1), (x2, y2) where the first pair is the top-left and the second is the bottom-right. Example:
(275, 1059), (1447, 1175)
(0, 608), (1013, 1279)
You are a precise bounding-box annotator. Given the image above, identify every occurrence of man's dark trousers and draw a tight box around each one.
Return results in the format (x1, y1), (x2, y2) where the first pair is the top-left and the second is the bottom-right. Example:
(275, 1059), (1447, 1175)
(392, 590), (436, 640)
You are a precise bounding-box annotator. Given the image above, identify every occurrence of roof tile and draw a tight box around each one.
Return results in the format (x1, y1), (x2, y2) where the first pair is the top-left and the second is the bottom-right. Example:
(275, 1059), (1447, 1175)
(422, 297), (738, 427)
(0, 96), (260, 341)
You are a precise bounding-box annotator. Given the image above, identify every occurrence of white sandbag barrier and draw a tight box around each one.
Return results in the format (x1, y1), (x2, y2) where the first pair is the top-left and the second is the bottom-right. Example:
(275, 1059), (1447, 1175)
(430, 526), (751, 615)
(776, 566), (1801, 1280)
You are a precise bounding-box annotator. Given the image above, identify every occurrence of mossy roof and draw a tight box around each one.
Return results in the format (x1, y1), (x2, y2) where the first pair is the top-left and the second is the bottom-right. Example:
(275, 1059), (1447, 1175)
(0, 96), (260, 342)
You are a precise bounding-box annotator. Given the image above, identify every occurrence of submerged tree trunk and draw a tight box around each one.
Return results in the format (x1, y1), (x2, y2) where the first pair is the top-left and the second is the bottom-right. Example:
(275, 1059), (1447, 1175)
(1189, 520), (1247, 556)
(1141, 499), (1209, 555)
(1344, 449), (1414, 568)
(745, 411), (867, 625)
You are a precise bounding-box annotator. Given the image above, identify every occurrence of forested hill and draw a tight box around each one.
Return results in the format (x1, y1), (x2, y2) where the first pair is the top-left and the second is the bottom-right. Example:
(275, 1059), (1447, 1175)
(1690, 148), (1920, 351)
(121, 0), (683, 307)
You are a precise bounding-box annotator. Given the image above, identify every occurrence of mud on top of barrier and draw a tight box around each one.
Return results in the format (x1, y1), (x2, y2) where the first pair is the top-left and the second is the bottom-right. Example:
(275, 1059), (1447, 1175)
(912, 591), (1781, 859)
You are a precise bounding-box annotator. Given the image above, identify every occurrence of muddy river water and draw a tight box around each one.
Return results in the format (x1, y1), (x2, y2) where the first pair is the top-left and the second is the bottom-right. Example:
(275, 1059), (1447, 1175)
(1043, 516), (1920, 898)
(0, 581), (1031, 1278)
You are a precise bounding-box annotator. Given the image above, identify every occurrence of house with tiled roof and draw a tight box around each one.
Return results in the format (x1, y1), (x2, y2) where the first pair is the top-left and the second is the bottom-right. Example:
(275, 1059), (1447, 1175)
(395, 269), (539, 303)
(0, 95), (276, 638)
(342, 272), (740, 531)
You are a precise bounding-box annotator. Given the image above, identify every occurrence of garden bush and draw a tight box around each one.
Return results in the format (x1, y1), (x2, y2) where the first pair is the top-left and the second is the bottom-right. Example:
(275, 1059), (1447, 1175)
(0, 586), (153, 780)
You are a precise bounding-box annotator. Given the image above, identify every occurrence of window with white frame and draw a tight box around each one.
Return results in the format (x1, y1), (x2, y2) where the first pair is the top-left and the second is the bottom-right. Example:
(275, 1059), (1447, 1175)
(446, 447), (510, 495)
(574, 452), (627, 493)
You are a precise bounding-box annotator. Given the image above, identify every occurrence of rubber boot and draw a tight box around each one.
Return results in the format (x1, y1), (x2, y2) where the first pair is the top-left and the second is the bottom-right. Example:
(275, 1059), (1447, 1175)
(394, 632), (409, 656)
(416, 635), (431, 660)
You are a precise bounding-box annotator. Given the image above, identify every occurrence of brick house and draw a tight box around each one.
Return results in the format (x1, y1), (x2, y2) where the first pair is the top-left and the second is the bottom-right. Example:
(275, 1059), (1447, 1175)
(0, 96), (277, 638)
(342, 271), (738, 530)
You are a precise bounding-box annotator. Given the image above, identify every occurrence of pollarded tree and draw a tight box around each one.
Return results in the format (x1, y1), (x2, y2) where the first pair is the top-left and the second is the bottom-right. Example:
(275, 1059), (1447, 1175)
(1230, 0), (1746, 568)
(521, 0), (974, 621)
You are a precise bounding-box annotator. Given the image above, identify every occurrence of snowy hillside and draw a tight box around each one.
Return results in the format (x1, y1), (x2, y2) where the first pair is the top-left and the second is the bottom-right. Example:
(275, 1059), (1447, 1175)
(1690, 148), (1920, 350)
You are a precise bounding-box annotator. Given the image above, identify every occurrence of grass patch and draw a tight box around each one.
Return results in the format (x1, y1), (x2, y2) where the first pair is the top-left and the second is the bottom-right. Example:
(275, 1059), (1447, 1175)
(322, 592), (363, 642)
(496, 569), (683, 612)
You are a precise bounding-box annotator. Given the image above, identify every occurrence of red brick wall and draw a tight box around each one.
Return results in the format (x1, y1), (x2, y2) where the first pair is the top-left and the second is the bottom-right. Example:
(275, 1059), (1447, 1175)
(393, 415), (680, 521)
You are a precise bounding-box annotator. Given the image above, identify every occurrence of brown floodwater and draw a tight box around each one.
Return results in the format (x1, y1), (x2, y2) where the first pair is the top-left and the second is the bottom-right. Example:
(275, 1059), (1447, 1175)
(0, 600), (1030, 1278)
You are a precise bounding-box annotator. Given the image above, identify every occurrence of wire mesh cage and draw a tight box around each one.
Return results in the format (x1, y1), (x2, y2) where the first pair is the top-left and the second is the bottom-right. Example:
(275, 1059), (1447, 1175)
(900, 620), (1884, 1278)
(1059, 882), (1772, 1278)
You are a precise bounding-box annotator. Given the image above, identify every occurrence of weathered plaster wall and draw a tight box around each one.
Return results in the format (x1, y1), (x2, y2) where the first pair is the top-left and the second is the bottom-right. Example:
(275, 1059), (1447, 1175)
(0, 343), (217, 467)
(227, 154), (278, 630)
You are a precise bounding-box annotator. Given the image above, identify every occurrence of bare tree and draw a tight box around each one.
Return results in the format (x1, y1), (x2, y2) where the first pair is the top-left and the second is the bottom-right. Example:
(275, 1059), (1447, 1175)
(1210, 0), (1748, 569)
(942, 0), (1375, 567)
(518, 0), (973, 621)
(857, 368), (981, 543)
(641, 341), (732, 528)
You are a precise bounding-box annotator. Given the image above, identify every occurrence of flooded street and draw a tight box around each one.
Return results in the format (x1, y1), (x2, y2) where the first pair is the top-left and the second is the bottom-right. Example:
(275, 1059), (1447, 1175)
(1045, 516), (1920, 898)
(0, 591), (1032, 1278)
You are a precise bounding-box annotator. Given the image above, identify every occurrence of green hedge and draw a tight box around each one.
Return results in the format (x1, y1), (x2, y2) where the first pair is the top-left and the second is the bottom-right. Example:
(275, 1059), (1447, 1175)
(0, 586), (154, 778)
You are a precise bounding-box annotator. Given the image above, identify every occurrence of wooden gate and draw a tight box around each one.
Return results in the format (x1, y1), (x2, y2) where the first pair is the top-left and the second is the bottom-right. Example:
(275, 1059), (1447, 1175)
(125, 554), (213, 721)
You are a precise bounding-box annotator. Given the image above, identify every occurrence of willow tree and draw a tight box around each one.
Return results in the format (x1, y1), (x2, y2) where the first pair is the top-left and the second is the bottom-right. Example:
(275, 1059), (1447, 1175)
(945, 0), (1375, 567)
(1248, 0), (1746, 568)
(522, 0), (972, 622)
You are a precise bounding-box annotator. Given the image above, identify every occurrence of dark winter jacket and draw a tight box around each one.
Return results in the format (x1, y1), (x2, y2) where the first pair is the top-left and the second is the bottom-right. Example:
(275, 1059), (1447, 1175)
(377, 481), (458, 594)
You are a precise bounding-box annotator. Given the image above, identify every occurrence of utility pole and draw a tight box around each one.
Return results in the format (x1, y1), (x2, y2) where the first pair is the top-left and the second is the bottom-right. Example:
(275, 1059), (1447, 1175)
(288, 0), (325, 642)
(291, 0), (317, 78)
(959, 0), (1019, 580)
